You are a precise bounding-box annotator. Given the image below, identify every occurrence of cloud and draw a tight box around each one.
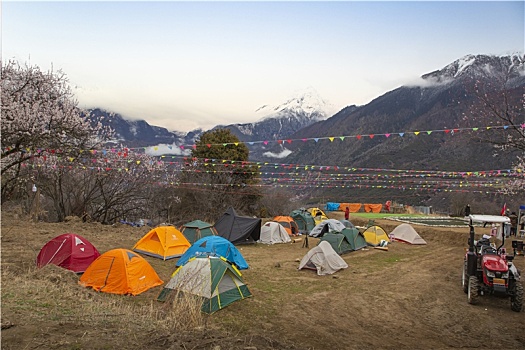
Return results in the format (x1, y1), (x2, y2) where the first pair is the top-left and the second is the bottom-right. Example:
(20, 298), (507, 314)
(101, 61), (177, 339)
(263, 148), (292, 159)
(145, 144), (191, 157)
(404, 76), (454, 88)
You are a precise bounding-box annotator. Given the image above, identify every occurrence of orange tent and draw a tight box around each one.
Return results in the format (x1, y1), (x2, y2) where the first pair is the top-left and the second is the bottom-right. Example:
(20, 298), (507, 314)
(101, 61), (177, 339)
(132, 226), (190, 260)
(272, 216), (299, 235)
(79, 249), (163, 295)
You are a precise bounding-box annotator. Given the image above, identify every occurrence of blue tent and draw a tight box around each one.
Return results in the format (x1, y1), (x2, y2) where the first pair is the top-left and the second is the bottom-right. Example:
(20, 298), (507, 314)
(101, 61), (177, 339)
(175, 236), (249, 270)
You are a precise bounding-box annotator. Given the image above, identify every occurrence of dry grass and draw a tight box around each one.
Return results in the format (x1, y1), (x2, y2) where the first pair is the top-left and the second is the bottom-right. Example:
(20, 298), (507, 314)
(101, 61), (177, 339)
(2, 209), (524, 350)
(1, 263), (206, 334)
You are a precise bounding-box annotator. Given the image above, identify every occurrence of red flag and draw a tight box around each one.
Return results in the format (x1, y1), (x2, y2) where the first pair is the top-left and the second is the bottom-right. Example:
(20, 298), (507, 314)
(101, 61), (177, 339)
(500, 202), (507, 216)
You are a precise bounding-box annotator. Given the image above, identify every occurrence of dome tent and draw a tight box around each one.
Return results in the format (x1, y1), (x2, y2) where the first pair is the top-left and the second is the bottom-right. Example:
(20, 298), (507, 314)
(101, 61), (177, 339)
(132, 225), (190, 260)
(180, 220), (218, 244)
(309, 219), (346, 238)
(298, 241), (348, 276)
(290, 209), (316, 234)
(307, 207), (329, 225)
(214, 207), (261, 245)
(340, 227), (368, 251)
(36, 233), (100, 273)
(79, 249), (163, 295)
(259, 221), (291, 244)
(271, 215), (299, 235)
(362, 225), (390, 246)
(175, 236), (249, 270)
(318, 232), (353, 255)
(390, 223), (427, 245)
(158, 256), (252, 314)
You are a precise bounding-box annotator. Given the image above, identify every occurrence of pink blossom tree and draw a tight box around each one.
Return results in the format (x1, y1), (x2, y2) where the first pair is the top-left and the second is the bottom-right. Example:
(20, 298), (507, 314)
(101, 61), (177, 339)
(1, 60), (107, 200)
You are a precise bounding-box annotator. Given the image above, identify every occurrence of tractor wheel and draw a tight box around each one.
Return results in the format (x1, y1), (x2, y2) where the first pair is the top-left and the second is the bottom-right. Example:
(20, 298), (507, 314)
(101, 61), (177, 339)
(511, 282), (523, 312)
(468, 275), (479, 305)
(462, 262), (468, 293)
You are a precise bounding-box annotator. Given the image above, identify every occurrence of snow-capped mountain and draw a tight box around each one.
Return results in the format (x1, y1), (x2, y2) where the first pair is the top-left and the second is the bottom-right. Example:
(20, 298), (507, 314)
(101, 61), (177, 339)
(89, 53), (523, 163)
(285, 53), (524, 169)
(421, 53), (524, 85)
(214, 87), (336, 143)
(207, 88), (338, 159)
(87, 88), (336, 158)
(255, 87), (336, 122)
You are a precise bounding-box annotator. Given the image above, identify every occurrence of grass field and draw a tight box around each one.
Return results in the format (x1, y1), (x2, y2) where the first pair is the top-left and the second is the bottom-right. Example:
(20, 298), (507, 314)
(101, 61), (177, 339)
(2, 210), (524, 350)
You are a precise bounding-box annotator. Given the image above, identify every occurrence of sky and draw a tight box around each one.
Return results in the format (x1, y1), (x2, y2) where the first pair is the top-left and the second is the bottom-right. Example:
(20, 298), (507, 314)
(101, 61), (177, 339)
(2, 1), (524, 133)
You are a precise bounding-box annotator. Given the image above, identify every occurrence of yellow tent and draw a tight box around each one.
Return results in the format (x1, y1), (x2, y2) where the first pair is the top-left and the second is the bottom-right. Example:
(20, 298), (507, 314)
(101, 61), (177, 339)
(362, 225), (390, 246)
(307, 207), (329, 225)
(132, 226), (190, 260)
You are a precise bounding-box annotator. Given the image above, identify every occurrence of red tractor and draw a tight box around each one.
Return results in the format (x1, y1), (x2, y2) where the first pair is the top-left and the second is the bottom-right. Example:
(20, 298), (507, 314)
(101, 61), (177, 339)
(462, 215), (523, 312)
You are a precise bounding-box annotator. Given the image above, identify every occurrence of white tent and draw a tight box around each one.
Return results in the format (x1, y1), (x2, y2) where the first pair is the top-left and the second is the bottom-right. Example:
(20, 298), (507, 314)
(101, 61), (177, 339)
(390, 223), (427, 245)
(309, 219), (346, 238)
(298, 241), (348, 275)
(259, 222), (291, 244)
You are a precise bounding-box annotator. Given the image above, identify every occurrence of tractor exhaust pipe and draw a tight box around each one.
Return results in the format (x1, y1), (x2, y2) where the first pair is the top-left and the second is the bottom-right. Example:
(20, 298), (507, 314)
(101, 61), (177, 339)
(468, 218), (475, 252)
(467, 217), (478, 276)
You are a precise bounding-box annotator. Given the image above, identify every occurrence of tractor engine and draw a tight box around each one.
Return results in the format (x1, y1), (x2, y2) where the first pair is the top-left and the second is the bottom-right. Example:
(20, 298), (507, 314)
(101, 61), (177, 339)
(481, 254), (509, 293)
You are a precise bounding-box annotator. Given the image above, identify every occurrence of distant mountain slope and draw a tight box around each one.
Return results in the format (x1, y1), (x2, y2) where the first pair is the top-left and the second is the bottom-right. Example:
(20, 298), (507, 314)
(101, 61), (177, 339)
(212, 88), (337, 159)
(88, 88), (338, 158)
(279, 53), (524, 171)
(86, 108), (200, 151)
(87, 53), (523, 172)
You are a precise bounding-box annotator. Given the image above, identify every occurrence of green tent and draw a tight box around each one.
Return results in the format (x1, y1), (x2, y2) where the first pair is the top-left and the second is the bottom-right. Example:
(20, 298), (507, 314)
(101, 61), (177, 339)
(340, 228), (368, 251)
(318, 232), (353, 255)
(179, 220), (218, 245)
(290, 209), (316, 234)
(157, 256), (251, 314)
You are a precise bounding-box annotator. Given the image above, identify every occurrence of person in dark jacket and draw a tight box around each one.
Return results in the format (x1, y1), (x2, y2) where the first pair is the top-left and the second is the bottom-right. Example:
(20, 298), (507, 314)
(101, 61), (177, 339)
(509, 212), (518, 236)
(464, 204), (471, 217)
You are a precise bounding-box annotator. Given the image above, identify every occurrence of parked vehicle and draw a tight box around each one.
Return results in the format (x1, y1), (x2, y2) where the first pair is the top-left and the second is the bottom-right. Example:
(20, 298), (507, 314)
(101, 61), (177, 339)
(462, 215), (523, 312)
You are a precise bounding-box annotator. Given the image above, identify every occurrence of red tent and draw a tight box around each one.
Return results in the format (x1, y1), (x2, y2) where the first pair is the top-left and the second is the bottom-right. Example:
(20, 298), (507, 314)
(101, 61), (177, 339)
(36, 233), (100, 273)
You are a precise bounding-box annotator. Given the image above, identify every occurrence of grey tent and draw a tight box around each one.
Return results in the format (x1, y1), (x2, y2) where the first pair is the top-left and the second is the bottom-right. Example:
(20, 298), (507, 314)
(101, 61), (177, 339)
(298, 241), (348, 275)
(339, 219), (356, 229)
(259, 222), (291, 245)
(214, 207), (261, 245)
(309, 219), (346, 238)
(390, 223), (427, 245)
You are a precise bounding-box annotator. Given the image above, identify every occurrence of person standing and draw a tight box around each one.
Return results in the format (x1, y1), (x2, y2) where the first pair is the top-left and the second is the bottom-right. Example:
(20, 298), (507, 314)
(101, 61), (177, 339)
(344, 206), (350, 220)
(464, 204), (471, 217)
(509, 211), (518, 236)
(490, 223), (497, 243)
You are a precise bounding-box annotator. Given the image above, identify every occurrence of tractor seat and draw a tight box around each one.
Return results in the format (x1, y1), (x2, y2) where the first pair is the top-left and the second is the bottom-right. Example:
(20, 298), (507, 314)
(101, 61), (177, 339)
(480, 246), (497, 255)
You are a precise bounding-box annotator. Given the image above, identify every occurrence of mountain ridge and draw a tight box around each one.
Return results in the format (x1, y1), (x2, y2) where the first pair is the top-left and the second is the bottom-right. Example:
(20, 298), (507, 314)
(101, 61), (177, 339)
(88, 53), (524, 168)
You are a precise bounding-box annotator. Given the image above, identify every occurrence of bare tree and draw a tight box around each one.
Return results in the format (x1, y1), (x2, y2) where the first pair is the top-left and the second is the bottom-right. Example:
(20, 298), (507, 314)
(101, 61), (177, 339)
(30, 147), (165, 223)
(464, 55), (525, 194)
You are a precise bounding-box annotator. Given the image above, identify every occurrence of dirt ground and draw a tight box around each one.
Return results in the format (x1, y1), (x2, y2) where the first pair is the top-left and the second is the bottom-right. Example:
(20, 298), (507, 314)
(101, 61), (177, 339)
(1, 209), (525, 350)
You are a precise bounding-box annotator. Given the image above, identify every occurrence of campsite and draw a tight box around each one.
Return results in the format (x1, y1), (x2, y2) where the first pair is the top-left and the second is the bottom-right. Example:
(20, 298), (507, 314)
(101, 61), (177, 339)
(1, 208), (525, 350)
